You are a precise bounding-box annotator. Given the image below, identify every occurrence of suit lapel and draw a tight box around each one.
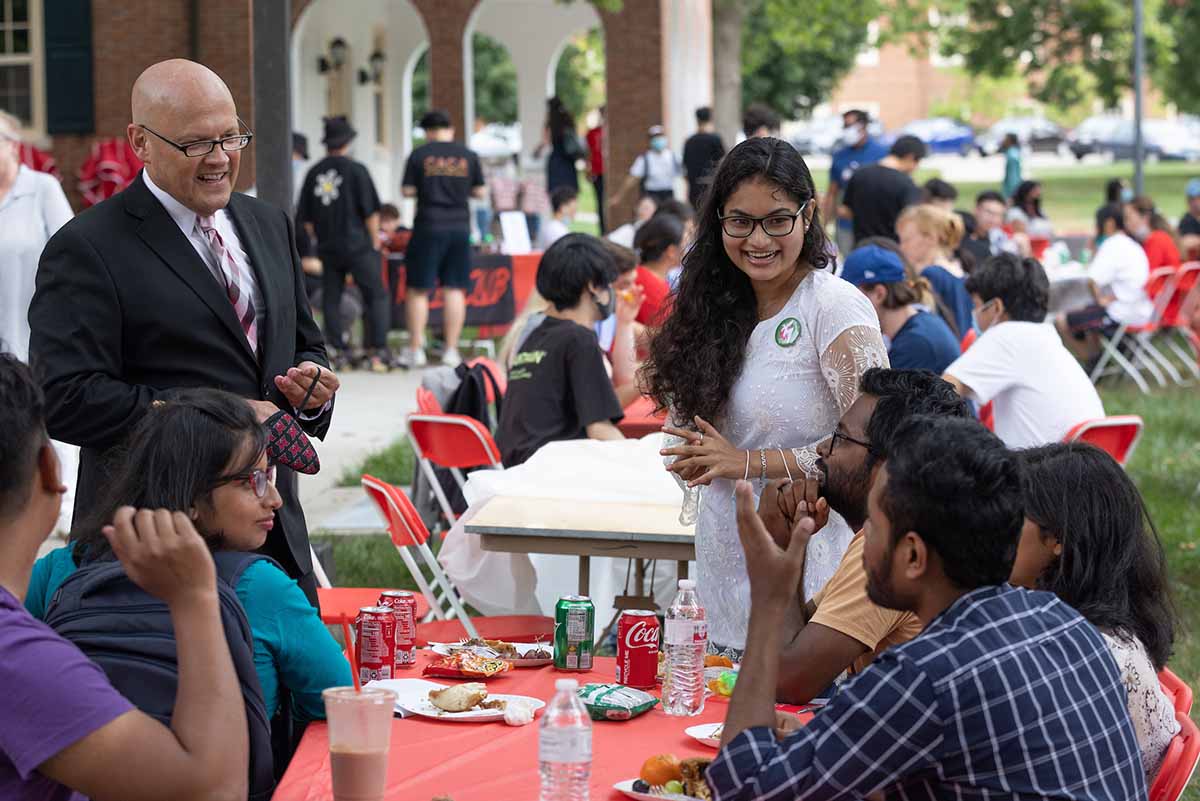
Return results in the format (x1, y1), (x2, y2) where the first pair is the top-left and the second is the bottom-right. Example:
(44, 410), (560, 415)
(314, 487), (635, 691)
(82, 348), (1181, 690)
(225, 195), (280, 362)
(127, 176), (258, 364)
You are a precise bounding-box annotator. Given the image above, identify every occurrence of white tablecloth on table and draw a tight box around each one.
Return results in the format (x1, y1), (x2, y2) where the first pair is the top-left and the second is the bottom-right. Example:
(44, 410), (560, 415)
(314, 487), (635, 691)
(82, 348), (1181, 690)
(438, 434), (688, 622)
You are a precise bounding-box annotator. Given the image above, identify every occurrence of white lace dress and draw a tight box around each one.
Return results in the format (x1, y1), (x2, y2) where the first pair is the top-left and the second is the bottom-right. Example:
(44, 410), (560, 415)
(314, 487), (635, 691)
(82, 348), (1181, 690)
(1102, 630), (1180, 784)
(677, 270), (888, 651)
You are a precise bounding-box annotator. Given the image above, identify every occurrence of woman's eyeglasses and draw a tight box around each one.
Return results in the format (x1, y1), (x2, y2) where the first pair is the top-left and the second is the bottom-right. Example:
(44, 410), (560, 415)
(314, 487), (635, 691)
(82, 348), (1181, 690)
(719, 210), (804, 238)
(214, 465), (277, 498)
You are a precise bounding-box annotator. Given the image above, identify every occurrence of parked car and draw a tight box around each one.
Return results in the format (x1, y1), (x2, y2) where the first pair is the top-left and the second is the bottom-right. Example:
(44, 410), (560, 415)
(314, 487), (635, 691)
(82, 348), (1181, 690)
(1068, 114), (1125, 160)
(790, 116), (886, 156)
(1107, 119), (1200, 162)
(975, 116), (1068, 156)
(891, 117), (975, 156)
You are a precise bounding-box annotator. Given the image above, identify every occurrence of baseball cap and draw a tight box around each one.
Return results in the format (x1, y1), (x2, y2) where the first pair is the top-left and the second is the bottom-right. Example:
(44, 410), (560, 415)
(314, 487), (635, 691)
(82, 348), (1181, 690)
(840, 245), (906, 286)
(648, 125), (666, 137)
(1186, 178), (1200, 199)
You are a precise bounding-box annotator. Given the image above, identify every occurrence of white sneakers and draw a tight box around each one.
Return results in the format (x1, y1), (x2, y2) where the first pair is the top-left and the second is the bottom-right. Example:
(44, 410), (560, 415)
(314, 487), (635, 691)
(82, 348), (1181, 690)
(395, 348), (428, 370)
(441, 349), (463, 368)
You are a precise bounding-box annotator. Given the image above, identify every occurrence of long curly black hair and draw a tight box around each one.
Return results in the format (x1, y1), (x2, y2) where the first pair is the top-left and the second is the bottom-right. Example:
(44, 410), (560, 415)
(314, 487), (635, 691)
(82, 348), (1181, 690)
(643, 136), (832, 425)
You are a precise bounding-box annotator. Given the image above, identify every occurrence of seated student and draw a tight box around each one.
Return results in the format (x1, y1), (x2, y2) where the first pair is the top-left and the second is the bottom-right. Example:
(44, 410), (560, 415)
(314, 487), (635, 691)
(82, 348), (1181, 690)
(1178, 178), (1200, 261)
(606, 194), (658, 249)
(1125, 195), (1182, 272)
(536, 186), (578, 251)
(1006, 179), (1054, 246)
(896, 203), (974, 335)
(1012, 442), (1179, 784)
(0, 355), (249, 801)
(27, 388), (352, 726)
(496, 234), (626, 466)
(960, 189), (1016, 269)
(945, 253), (1104, 448)
(1055, 203), (1153, 363)
(758, 368), (971, 704)
(713, 415), (1146, 800)
(841, 244), (961, 374)
(632, 212), (682, 328)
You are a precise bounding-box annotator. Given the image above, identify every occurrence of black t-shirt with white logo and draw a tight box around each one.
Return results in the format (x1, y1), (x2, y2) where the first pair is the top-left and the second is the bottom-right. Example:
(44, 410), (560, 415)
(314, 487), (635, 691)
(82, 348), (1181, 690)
(297, 155), (381, 256)
(401, 141), (485, 231)
(842, 163), (923, 244)
(496, 317), (624, 467)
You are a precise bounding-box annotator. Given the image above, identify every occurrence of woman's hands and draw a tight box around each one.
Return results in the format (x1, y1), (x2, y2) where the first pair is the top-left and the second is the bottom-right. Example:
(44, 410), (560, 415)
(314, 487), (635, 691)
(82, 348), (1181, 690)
(662, 416), (747, 488)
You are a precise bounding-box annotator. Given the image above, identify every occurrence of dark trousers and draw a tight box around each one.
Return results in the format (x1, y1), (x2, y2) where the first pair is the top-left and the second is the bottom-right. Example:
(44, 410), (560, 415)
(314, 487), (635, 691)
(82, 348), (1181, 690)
(320, 248), (388, 350)
(592, 174), (606, 233)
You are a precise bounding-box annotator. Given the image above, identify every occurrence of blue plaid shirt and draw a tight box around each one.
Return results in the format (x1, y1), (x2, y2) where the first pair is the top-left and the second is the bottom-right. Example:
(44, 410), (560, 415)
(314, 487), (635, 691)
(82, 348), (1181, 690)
(709, 585), (1146, 801)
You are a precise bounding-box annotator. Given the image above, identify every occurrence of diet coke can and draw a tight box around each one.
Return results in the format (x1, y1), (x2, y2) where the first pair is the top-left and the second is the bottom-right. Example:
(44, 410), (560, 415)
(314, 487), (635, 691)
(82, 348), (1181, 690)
(378, 590), (418, 667)
(355, 606), (396, 684)
(616, 610), (660, 688)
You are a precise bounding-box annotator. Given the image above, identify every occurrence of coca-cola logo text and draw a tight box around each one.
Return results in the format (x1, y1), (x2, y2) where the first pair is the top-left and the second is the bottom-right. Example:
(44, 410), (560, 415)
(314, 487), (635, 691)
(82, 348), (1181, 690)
(623, 620), (660, 651)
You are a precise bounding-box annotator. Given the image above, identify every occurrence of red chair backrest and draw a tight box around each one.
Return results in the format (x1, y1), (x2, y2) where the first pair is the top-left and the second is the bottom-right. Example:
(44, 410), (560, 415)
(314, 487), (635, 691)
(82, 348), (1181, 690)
(361, 474), (432, 548)
(467, 357), (507, 402)
(1063, 415), (1144, 466)
(1030, 237), (1051, 260)
(415, 386), (443, 414)
(408, 414), (503, 470)
(1163, 263), (1200, 328)
(1160, 668), (1194, 717)
(1150, 711), (1200, 801)
(1147, 267), (1177, 299)
(960, 328), (977, 353)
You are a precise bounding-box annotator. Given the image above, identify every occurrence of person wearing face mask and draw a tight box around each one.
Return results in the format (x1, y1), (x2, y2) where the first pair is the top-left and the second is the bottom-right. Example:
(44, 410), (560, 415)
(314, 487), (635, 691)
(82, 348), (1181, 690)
(944, 253), (1103, 448)
(496, 234), (625, 467)
(824, 109), (889, 258)
(609, 125), (681, 212)
(1124, 195), (1182, 272)
(536, 186), (578, 251)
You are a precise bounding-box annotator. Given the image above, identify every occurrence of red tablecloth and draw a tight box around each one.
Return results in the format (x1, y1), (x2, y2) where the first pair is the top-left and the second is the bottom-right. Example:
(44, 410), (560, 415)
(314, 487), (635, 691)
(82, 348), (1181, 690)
(273, 651), (807, 800)
(619, 396), (667, 439)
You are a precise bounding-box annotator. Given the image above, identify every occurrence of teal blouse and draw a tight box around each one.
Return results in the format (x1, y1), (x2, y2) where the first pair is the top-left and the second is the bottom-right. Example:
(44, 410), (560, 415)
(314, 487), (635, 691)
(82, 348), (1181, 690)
(26, 546), (351, 722)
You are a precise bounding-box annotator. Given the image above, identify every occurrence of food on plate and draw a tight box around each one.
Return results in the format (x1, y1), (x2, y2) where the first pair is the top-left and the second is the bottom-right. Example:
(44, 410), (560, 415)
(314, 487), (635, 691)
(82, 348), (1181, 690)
(631, 779), (651, 794)
(639, 753), (683, 786)
(524, 644), (552, 660)
(663, 780), (685, 795)
(709, 724), (724, 741)
(503, 701), (535, 726)
(680, 758), (713, 801)
(578, 683), (659, 721)
(423, 652), (512, 678)
(706, 670), (738, 697)
(479, 698), (508, 711)
(428, 683), (488, 713)
(461, 638), (519, 658)
(703, 654), (733, 669)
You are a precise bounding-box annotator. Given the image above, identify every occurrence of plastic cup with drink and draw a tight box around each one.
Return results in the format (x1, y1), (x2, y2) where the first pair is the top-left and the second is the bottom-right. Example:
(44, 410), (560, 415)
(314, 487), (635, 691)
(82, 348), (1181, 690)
(323, 686), (396, 801)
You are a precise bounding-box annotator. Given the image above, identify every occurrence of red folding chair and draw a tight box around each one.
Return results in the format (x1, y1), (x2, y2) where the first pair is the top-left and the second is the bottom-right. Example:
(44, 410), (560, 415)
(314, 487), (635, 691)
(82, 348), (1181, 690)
(1160, 668), (1194, 717)
(1158, 262), (1200, 382)
(1150, 711), (1200, 801)
(415, 385), (442, 414)
(1091, 268), (1178, 393)
(360, 474), (553, 646)
(407, 413), (503, 526)
(1062, 415), (1144, 467)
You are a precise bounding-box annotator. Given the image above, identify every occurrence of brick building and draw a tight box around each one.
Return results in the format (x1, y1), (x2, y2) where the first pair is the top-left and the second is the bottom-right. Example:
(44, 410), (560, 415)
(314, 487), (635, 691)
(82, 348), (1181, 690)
(8, 0), (712, 224)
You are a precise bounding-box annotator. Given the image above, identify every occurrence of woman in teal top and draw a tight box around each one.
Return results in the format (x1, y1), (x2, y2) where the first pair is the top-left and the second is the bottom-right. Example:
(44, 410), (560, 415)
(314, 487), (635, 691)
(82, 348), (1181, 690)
(26, 388), (350, 722)
(1001, 132), (1022, 200)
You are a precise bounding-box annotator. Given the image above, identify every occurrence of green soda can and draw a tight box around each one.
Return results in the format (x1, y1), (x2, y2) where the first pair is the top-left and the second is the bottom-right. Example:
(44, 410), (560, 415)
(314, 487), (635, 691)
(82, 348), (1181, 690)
(554, 595), (595, 671)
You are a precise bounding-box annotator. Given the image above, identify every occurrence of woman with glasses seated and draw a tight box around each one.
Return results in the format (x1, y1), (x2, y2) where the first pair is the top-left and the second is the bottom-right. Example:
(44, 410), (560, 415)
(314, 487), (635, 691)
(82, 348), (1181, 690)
(646, 137), (889, 659)
(24, 388), (351, 727)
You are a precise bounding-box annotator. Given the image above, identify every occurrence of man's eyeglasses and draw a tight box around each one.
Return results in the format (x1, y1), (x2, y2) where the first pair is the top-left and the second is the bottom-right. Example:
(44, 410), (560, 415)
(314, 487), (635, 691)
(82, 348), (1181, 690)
(830, 428), (872, 454)
(719, 210), (804, 239)
(214, 465), (276, 498)
(138, 118), (254, 158)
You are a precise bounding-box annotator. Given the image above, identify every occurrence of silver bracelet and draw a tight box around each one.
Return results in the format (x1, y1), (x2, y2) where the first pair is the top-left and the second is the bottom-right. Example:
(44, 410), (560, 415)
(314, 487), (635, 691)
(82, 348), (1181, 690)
(759, 449), (768, 482)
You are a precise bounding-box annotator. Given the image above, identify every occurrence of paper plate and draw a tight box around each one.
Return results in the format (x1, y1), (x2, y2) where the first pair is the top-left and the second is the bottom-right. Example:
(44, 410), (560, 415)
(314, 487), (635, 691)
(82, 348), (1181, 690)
(429, 641), (554, 667)
(613, 779), (702, 801)
(684, 722), (723, 749)
(369, 678), (545, 722)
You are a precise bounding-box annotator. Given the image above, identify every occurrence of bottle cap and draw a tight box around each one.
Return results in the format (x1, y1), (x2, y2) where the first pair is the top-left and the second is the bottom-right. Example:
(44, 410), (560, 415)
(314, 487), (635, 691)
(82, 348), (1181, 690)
(678, 579), (696, 590)
(556, 678), (579, 692)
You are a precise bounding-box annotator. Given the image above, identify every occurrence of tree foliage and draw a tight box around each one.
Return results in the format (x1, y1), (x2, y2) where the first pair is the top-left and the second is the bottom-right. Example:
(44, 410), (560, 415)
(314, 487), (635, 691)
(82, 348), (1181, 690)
(555, 29), (607, 123)
(1156, 0), (1200, 114)
(472, 34), (518, 124)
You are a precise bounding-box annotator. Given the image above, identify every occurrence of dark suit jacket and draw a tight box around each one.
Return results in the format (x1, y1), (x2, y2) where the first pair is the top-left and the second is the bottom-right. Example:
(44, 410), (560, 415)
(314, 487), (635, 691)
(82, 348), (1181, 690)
(28, 172), (332, 587)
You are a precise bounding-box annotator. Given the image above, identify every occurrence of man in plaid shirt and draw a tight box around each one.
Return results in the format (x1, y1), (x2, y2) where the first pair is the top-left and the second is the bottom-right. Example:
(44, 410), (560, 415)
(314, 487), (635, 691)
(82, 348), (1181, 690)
(712, 416), (1146, 801)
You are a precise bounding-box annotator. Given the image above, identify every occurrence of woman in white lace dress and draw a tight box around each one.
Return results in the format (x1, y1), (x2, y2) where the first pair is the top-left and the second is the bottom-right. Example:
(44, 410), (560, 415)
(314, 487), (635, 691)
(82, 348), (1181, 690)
(643, 138), (888, 654)
(1011, 443), (1180, 785)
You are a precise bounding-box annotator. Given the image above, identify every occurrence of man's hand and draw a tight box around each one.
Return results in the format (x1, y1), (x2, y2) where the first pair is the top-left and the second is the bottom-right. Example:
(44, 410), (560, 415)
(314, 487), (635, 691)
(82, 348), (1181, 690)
(102, 507), (217, 607)
(758, 478), (830, 550)
(773, 710), (804, 740)
(735, 480), (814, 611)
(274, 361), (339, 412)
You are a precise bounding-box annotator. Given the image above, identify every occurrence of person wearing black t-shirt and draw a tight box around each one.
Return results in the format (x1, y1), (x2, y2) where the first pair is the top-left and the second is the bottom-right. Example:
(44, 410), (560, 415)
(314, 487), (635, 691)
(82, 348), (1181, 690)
(399, 109), (486, 369)
(298, 115), (390, 372)
(1179, 178), (1200, 261)
(682, 106), (725, 210)
(497, 234), (625, 467)
(841, 135), (926, 245)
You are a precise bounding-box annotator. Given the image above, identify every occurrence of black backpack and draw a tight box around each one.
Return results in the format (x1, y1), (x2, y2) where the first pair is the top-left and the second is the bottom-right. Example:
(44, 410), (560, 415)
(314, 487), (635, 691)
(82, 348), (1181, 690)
(44, 551), (277, 801)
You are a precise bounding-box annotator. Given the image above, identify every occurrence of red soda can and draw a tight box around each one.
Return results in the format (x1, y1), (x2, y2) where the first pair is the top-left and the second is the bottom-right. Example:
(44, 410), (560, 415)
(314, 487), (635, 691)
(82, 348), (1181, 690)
(378, 590), (418, 667)
(616, 610), (660, 688)
(354, 606), (396, 684)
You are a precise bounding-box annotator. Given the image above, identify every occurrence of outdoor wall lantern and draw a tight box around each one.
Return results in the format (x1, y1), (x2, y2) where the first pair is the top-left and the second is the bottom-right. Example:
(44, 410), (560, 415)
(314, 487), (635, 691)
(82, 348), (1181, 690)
(318, 37), (350, 74)
(358, 49), (386, 85)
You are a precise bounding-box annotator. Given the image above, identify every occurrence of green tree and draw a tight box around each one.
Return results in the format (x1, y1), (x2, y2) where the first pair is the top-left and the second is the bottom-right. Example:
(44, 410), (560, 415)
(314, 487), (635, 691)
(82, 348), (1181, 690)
(554, 28), (606, 123)
(472, 34), (519, 124)
(1156, 0), (1200, 114)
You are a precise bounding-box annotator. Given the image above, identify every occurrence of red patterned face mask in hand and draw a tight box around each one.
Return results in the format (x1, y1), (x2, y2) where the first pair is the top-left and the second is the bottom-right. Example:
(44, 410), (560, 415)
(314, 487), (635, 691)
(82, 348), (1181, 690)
(264, 410), (321, 474)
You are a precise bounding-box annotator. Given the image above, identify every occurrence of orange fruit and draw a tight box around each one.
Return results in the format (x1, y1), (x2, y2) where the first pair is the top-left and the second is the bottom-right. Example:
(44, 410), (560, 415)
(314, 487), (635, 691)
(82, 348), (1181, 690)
(704, 654), (733, 668)
(639, 753), (683, 786)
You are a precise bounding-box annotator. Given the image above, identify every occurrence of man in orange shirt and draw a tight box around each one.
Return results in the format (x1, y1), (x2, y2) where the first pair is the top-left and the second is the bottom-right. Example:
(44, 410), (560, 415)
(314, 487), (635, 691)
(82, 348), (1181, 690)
(758, 369), (972, 704)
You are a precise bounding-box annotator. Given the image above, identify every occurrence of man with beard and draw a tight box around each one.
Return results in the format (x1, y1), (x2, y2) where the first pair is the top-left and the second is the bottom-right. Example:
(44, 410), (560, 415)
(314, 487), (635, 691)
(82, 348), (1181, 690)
(758, 369), (969, 704)
(709, 416), (1145, 801)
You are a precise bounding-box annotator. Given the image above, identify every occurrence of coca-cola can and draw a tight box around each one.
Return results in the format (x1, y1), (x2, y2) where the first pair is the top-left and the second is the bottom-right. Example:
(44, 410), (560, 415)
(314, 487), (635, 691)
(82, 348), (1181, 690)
(616, 610), (660, 688)
(355, 606), (396, 684)
(378, 590), (418, 667)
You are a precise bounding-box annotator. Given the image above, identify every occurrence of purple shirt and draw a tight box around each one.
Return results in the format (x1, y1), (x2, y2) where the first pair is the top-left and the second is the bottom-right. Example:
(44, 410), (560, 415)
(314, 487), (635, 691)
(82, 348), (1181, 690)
(0, 586), (133, 801)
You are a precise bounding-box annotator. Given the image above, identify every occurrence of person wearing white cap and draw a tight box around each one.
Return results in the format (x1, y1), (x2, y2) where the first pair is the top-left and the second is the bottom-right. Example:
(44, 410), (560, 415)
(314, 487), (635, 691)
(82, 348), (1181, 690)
(608, 124), (680, 213)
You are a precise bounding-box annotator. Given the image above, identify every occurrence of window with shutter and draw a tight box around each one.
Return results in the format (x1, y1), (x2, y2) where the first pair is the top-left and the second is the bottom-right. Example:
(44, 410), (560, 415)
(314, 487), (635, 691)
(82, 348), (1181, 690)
(0, 0), (45, 135)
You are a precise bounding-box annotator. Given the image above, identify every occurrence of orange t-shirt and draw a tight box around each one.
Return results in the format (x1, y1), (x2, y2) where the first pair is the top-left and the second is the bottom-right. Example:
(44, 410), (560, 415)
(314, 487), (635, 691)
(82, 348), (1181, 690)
(809, 531), (925, 675)
(1143, 230), (1182, 272)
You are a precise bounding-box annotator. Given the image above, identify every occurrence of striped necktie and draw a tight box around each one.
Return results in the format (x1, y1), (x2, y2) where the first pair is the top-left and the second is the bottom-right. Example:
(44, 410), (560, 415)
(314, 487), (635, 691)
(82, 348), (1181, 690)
(197, 214), (258, 355)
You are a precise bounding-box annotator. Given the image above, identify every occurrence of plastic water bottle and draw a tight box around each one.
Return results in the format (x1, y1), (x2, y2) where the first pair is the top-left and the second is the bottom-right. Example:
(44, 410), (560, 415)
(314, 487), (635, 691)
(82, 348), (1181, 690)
(539, 678), (592, 801)
(663, 579), (707, 716)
